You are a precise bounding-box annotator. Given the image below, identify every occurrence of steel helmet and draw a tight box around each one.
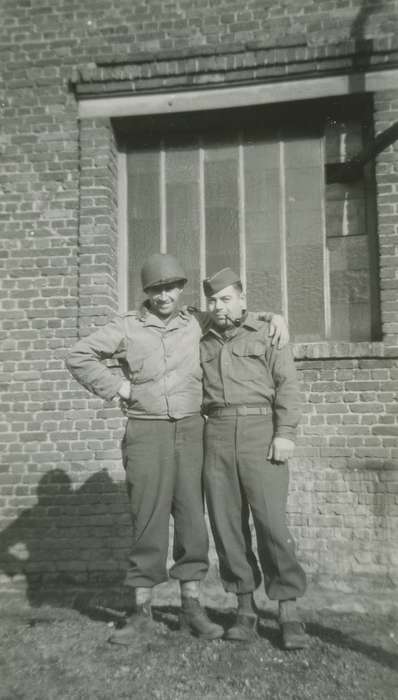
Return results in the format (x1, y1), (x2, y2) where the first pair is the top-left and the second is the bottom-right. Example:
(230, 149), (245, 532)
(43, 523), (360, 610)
(141, 253), (187, 291)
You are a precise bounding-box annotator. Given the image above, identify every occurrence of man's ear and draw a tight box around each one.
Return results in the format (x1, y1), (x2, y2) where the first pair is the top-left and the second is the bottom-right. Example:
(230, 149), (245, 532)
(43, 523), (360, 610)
(240, 291), (246, 306)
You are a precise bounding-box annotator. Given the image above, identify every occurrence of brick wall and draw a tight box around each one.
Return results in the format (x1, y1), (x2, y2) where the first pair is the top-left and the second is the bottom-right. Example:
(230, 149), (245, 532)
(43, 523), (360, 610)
(0, 0), (397, 599)
(292, 355), (398, 581)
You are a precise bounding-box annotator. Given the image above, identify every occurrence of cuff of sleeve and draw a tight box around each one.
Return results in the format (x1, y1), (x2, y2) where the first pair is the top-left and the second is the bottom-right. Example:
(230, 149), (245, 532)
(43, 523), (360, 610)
(110, 379), (126, 400)
(274, 428), (296, 442)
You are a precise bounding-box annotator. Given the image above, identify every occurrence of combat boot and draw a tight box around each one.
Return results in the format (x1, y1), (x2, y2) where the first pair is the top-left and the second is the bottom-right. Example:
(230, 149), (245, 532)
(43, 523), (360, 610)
(224, 591), (257, 642)
(224, 612), (258, 642)
(278, 599), (309, 650)
(180, 597), (224, 639)
(109, 601), (160, 645)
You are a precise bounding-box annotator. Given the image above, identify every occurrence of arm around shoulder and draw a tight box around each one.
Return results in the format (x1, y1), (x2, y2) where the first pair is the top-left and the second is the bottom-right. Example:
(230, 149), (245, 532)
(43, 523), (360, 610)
(257, 312), (289, 348)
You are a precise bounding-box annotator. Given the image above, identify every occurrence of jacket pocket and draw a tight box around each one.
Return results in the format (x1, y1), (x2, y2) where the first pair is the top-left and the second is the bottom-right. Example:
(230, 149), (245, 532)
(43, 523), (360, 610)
(231, 340), (265, 358)
(231, 340), (266, 381)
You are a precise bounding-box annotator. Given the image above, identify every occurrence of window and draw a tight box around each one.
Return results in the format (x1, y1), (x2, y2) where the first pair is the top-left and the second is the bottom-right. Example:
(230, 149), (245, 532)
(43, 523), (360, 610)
(117, 96), (379, 342)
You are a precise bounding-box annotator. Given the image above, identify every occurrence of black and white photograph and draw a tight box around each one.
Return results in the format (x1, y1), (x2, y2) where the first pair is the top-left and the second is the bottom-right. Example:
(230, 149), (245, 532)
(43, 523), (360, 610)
(0, 1), (397, 698)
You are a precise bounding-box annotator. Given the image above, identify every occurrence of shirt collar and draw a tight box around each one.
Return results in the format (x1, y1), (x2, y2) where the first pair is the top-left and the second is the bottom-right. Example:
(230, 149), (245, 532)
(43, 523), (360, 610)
(139, 300), (189, 328)
(240, 311), (265, 331)
(203, 311), (264, 339)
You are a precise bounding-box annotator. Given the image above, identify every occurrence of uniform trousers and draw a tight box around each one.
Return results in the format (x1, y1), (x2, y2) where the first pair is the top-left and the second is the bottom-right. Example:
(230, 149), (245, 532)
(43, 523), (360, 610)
(204, 413), (306, 600)
(122, 414), (209, 588)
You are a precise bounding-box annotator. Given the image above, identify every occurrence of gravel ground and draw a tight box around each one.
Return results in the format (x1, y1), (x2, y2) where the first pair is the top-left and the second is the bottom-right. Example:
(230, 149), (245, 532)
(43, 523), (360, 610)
(0, 592), (397, 700)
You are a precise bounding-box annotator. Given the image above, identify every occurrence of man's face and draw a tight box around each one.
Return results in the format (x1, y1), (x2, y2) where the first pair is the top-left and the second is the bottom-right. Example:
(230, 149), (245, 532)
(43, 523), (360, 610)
(207, 284), (245, 329)
(146, 282), (184, 318)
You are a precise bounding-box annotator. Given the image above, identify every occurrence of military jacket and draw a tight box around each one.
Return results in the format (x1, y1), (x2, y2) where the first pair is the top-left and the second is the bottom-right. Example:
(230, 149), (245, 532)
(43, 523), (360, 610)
(66, 306), (203, 420)
(200, 312), (301, 440)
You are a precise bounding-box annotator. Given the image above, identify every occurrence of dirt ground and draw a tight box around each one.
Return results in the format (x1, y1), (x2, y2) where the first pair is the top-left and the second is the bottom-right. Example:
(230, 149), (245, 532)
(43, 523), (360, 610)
(0, 588), (397, 700)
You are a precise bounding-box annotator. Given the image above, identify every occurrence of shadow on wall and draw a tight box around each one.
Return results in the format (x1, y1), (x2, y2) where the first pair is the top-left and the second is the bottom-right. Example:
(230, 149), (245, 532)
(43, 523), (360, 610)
(0, 468), (131, 606)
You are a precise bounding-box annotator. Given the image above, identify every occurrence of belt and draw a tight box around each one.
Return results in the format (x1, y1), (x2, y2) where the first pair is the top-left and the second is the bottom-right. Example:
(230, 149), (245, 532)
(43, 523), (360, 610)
(207, 405), (270, 417)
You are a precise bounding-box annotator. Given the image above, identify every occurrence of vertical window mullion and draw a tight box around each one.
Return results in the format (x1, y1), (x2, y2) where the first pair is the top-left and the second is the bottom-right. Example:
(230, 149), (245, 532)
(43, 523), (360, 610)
(238, 133), (247, 292)
(279, 138), (289, 321)
(159, 141), (167, 253)
(199, 139), (206, 310)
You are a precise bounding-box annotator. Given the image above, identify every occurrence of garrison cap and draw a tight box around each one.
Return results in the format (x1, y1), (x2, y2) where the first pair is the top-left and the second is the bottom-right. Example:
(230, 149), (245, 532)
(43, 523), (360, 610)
(203, 267), (241, 297)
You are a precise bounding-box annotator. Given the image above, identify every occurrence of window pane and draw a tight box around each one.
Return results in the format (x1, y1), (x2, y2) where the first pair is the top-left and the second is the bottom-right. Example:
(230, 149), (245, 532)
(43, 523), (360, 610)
(244, 138), (283, 311)
(328, 234), (372, 341)
(326, 181), (366, 238)
(284, 137), (325, 341)
(325, 119), (363, 162)
(127, 149), (160, 309)
(165, 139), (201, 308)
(204, 139), (240, 277)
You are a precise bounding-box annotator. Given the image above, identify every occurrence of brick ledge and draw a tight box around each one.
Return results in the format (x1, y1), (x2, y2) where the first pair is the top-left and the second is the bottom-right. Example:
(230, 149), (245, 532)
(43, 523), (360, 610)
(292, 341), (394, 360)
(71, 38), (398, 98)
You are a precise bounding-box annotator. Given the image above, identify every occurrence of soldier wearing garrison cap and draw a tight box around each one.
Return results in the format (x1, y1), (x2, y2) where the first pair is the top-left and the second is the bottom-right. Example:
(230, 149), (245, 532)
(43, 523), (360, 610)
(203, 267), (241, 298)
(66, 253), (287, 645)
(200, 267), (309, 650)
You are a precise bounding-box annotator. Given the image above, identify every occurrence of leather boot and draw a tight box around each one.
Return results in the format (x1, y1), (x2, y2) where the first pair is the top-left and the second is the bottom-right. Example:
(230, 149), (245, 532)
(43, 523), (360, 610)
(109, 602), (160, 645)
(180, 597), (224, 639)
(224, 612), (258, 642)
(278, 599), (309, 650)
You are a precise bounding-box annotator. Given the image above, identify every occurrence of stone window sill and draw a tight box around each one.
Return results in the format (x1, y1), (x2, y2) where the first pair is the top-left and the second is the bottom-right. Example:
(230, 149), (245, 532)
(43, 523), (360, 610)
(292, 341), (390, 360)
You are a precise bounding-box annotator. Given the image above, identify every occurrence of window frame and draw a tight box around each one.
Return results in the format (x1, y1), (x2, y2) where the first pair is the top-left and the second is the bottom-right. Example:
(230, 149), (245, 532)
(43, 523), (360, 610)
(116, 96), (381, 343)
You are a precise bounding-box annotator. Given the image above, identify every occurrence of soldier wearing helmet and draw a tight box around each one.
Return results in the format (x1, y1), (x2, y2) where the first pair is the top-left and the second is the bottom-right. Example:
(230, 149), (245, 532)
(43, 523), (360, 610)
(66, 253), (287, 644)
